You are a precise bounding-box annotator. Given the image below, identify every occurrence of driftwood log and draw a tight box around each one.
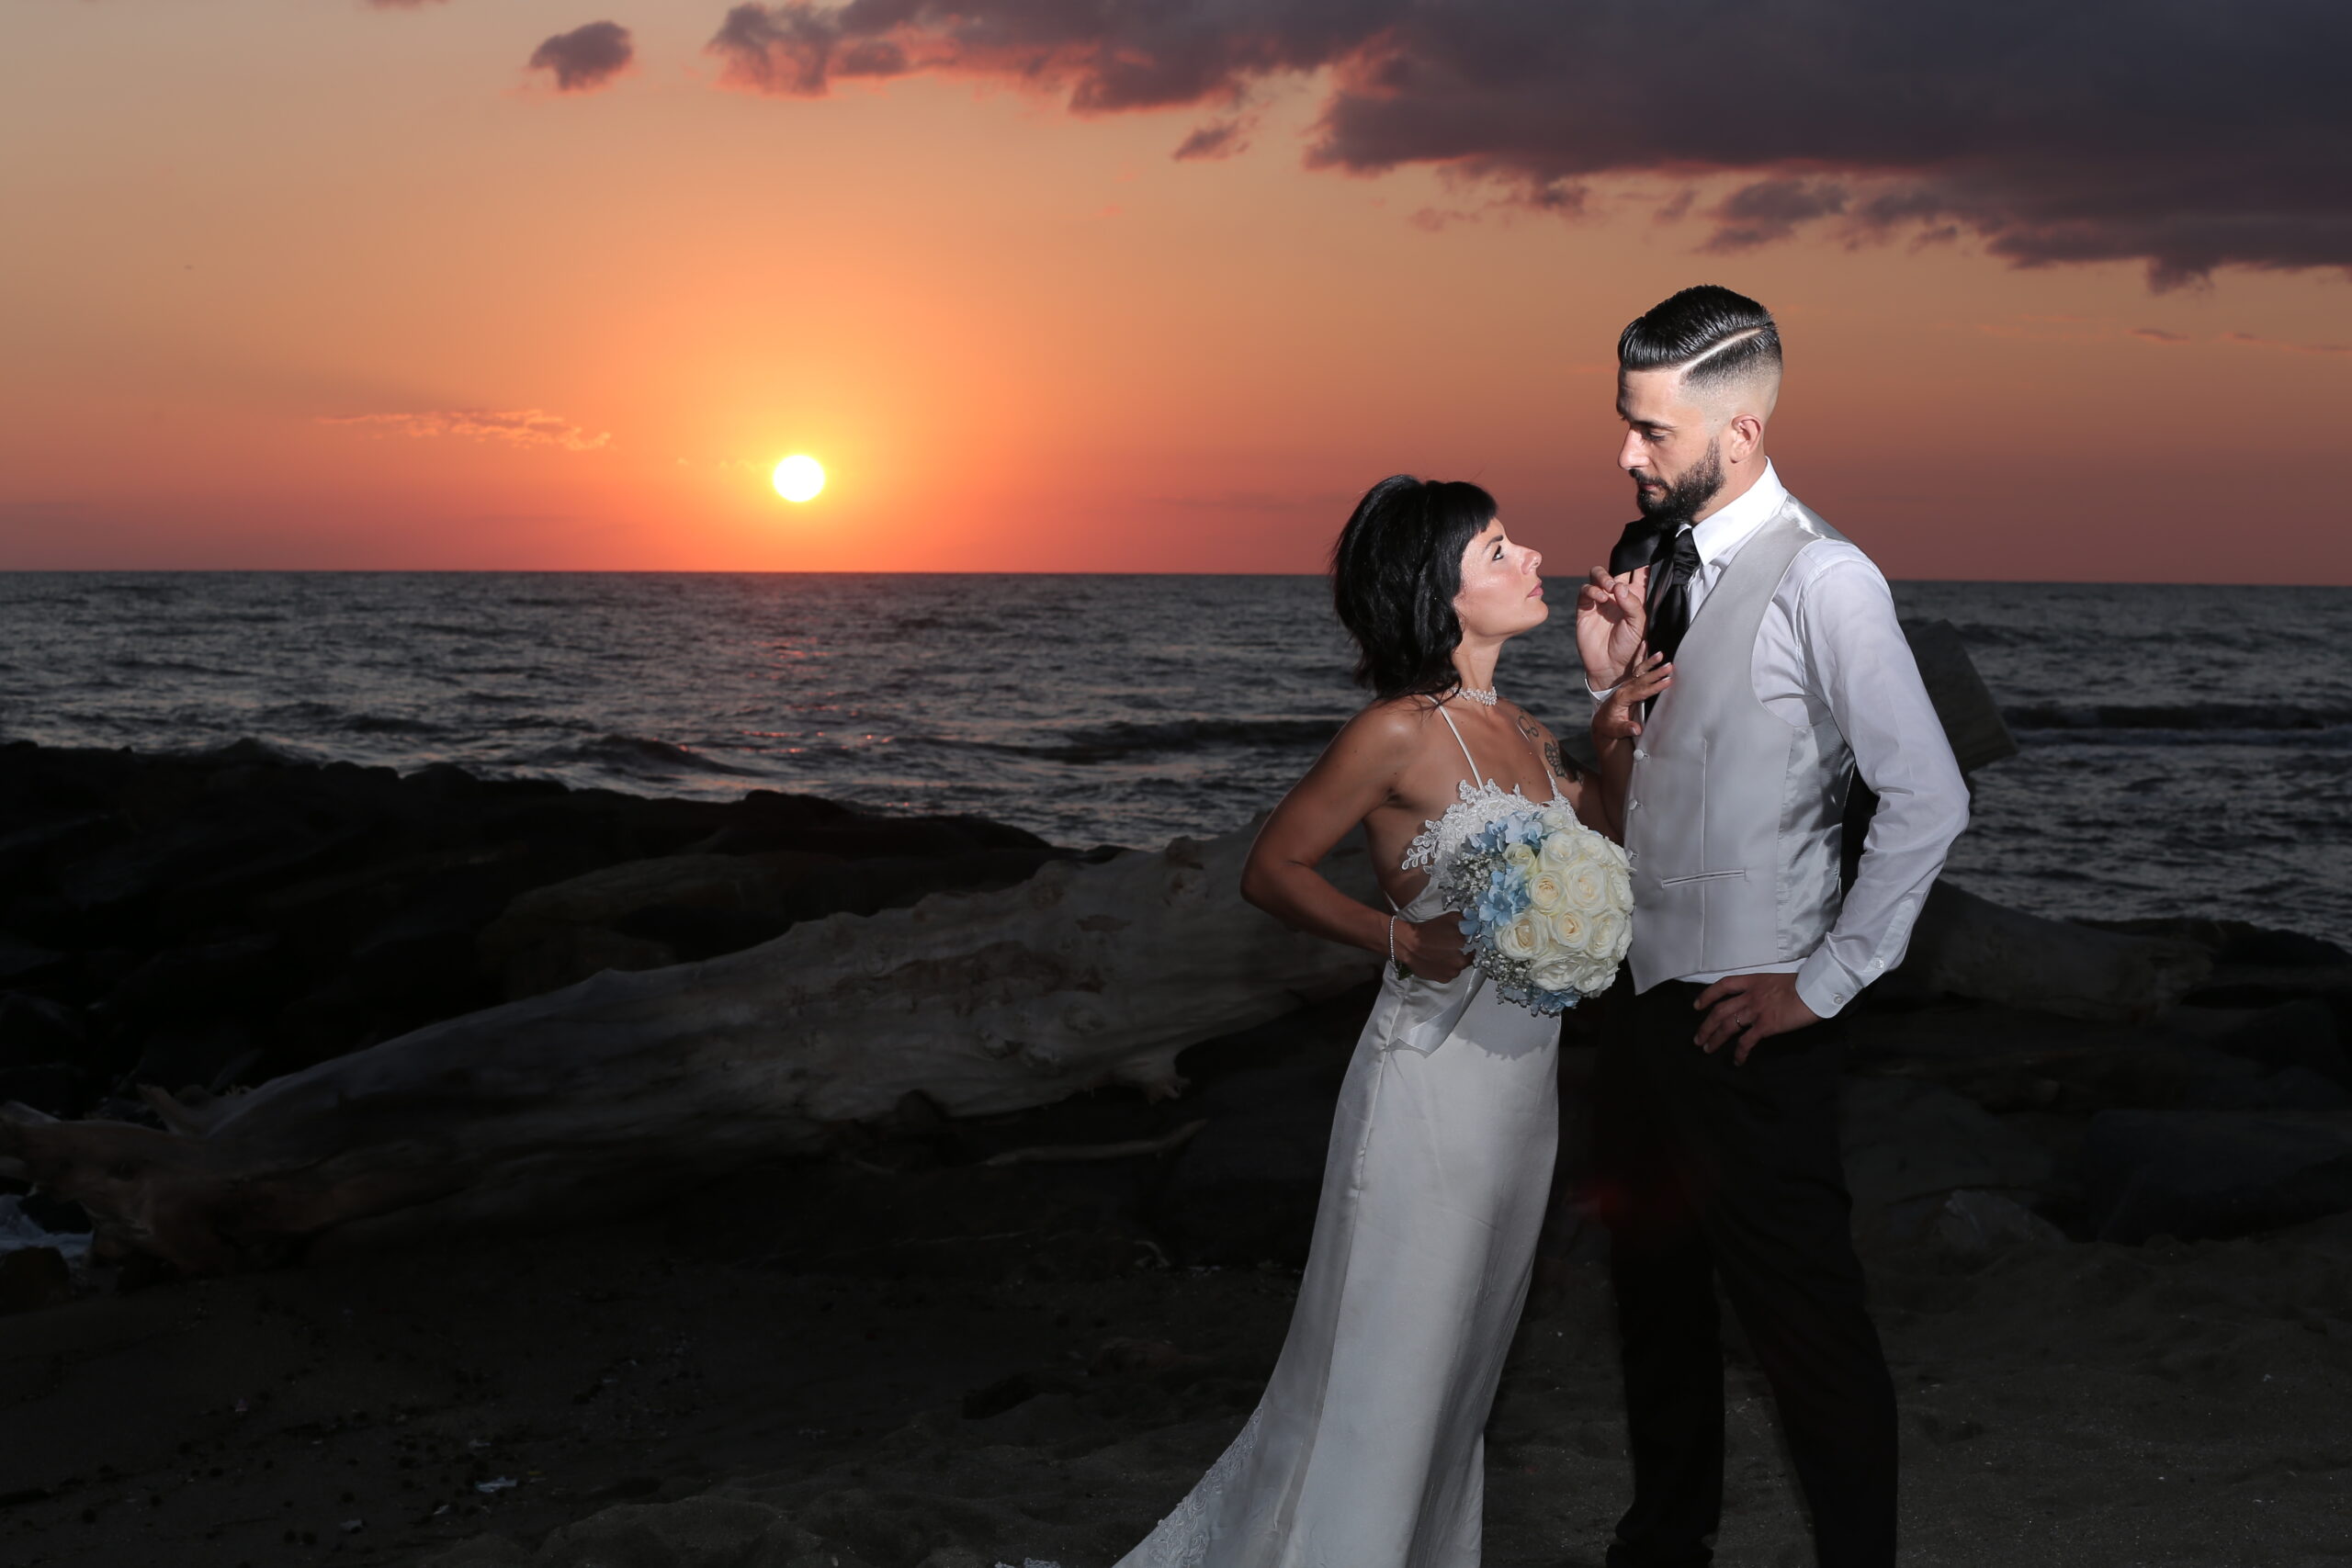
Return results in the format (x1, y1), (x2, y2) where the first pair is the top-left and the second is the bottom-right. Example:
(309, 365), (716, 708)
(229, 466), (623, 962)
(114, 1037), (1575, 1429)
(1, 829), (2206, 1274)
(0, 827), (1383, 1273)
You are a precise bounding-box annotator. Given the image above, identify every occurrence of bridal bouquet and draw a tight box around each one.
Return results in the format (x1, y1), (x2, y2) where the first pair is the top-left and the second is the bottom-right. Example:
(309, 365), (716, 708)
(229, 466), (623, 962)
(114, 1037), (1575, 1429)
(1430, 803), (1634, 1014)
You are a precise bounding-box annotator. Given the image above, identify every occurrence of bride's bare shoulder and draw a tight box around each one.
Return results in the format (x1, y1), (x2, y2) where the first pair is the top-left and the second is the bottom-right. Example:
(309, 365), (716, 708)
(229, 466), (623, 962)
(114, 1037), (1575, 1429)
(1307, 697), (1442, 784)
(1335, 694), (1440, 750)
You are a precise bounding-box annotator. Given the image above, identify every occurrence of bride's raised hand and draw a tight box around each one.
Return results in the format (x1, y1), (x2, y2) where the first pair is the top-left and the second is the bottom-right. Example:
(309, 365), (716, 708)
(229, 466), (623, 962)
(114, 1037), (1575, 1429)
(1575, 566), (1648, 691)
(1594, 649), (1673, 740)
(1393, 914), (1471, 983)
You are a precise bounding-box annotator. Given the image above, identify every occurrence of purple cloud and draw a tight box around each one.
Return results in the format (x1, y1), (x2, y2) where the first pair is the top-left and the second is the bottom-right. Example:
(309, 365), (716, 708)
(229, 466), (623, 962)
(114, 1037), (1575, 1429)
(1172, 119), (1250, 162)
(702, 0), (2352, 289)
(530, 20), (635, 93)
(1702, 179), (1851, 254)
(2222, 331), (2352, 356)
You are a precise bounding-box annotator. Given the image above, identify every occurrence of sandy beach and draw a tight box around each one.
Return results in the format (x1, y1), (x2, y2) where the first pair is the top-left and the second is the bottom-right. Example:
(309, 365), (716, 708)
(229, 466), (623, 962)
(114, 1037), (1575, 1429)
(4, 1106), (2349, 1568)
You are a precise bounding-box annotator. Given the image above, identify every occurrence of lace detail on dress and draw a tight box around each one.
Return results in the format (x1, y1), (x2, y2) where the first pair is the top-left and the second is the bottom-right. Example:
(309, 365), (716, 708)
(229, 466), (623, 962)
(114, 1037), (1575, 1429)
(1114, 1405), (1266, 1568)
(1400, 779), (1572, 874)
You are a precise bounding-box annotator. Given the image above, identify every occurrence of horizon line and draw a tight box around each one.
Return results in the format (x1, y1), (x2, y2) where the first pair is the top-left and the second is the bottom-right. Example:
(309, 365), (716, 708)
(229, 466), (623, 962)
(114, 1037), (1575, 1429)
(1, 567), (2348, 591)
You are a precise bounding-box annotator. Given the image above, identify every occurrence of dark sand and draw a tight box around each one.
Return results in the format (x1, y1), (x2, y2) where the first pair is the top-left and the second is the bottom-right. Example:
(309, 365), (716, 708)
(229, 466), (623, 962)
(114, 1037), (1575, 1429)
(5, 1099), (2349, 1567)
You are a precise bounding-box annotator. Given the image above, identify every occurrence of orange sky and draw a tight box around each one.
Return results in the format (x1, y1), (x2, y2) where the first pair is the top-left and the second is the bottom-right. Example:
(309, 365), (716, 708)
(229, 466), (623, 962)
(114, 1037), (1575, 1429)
(4, 1), (2347, 580)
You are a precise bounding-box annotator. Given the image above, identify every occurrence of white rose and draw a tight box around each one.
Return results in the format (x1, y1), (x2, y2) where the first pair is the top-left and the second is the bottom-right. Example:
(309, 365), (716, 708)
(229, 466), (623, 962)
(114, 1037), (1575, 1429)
(1532, 961), (1577, 993)
(1548, 908), (1588, 951)
(1497, 913), (1544, 961)
(1538, 829), (1583, 872)
(1539, 806), (1576, 836)
(1504, 843), (1539, 876)
(1526, 869), (1567, 913)
(1588, 908), (1628, 964)
(1564, 863), (1608, 913)
(1606, 863), (1634, 909)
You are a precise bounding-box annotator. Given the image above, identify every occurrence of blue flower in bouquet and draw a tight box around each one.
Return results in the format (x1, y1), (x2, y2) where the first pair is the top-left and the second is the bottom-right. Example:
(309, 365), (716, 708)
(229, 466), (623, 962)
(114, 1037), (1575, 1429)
(1471, 874), (1523, 933)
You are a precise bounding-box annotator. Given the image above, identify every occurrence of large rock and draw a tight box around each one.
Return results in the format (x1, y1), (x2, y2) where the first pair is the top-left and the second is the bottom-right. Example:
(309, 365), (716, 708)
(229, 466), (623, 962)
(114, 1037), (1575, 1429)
(0, 936), (66, 986)
(2212, 998), (2348, 1087)
(0, 1064), (90, 1119)
(1928, 1189), (2065, 1253)
(1887, 882), (2212, 1022)
(0, 1246), (73, 1314)
(1840, 1077), (2054, 1238)
(2183, 1066), (2352, 1112)
(1903, 618), (2019, 774)
(0, 993), (84, 1068)
(2082, 1109), (2352, 1243)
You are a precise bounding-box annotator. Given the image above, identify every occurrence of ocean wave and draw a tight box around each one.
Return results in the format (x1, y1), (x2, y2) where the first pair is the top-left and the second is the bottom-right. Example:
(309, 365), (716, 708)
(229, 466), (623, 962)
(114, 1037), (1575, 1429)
(973, 716), (1347, 763)
(252, 701), (440, 738)
(528, 734), (766, 778)
(2006, 702), (2352, 734)
(345, 713), (443, 737)
(111, 655), (232, 676)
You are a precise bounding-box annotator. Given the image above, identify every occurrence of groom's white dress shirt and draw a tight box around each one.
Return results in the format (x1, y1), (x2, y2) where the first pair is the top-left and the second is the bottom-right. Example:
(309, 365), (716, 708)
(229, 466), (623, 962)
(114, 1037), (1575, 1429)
(1605, 461), (1969, 1019)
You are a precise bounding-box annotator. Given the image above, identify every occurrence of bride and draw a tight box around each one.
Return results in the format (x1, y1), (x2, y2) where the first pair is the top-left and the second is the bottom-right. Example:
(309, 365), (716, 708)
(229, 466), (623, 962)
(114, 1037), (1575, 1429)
(1113, 475), (1667, 1566)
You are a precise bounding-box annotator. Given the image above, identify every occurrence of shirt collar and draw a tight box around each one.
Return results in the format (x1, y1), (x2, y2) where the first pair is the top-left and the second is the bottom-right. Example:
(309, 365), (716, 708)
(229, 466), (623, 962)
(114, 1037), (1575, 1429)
(1686, 460), (1786, 570)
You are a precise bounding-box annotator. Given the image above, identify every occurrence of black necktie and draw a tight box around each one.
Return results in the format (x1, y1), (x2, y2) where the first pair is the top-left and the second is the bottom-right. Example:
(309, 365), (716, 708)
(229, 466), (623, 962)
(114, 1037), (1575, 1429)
(1610, 517), (1670, 577)
(1643, 525), (1702, 666)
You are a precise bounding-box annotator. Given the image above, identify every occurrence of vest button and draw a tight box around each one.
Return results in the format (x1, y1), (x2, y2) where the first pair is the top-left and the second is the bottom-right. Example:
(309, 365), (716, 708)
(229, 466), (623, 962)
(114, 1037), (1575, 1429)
(1627, 800), (1640, 811)
(1634, 750), (1647, 761)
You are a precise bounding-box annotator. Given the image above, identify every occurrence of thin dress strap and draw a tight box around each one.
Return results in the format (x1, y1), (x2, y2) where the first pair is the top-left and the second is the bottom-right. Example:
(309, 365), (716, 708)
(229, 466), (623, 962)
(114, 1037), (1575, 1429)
(1433, 701), (1489, 787)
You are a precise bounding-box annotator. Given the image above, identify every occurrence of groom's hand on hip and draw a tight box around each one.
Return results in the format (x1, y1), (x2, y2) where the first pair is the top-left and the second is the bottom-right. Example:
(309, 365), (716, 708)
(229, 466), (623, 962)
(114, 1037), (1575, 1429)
(1692, 972), (1821, 1065)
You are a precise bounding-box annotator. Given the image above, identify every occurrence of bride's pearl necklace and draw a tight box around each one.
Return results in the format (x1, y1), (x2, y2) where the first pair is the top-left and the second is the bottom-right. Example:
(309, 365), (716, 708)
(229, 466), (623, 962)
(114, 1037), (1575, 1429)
(1453, 685), (1498, 706)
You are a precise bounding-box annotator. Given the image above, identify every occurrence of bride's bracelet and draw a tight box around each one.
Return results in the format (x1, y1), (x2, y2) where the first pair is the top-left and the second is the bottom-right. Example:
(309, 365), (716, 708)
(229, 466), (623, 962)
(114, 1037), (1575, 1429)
(1387, 914), (1411, 979)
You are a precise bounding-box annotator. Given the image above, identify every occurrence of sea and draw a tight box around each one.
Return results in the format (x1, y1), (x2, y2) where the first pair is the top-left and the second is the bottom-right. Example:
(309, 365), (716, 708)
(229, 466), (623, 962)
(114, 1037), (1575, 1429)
(0, 573), (2346, 943)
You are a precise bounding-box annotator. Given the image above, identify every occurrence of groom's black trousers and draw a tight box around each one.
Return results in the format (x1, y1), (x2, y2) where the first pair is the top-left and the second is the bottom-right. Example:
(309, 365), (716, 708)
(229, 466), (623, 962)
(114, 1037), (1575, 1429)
(1590, 979), (1897, 1568)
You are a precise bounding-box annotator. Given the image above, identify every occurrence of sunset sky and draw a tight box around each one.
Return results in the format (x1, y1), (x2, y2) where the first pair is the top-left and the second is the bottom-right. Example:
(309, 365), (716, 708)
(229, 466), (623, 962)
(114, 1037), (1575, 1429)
(5, 1), (2347, 580)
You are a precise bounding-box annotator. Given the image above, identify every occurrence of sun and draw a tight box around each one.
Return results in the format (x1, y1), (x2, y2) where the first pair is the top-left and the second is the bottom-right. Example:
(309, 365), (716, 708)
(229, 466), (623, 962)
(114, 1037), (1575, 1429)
(772, 455), (825, 503)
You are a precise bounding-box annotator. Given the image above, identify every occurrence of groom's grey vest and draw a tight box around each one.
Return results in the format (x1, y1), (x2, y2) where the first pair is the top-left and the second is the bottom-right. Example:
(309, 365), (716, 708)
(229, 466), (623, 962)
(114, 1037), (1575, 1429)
(1625, 498), (1855, 993)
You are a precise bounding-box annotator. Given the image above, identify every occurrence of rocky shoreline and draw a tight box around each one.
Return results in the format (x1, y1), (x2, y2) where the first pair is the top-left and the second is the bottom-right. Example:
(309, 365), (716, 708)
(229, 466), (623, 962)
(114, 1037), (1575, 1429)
(0, 739), (1105, 1130)
(2, 741), (2349, 1566)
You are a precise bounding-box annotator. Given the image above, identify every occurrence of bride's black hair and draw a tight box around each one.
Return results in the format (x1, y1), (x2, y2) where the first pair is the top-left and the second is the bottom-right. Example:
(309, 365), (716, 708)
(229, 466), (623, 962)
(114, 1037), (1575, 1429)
(1329, 474), (1498, 701)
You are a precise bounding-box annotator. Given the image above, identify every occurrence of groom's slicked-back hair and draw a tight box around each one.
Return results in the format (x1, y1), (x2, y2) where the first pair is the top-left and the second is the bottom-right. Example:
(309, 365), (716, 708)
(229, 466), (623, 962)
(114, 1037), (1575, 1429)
(1330, 474), (1497, 701)
(1618, 284), (1781, 395)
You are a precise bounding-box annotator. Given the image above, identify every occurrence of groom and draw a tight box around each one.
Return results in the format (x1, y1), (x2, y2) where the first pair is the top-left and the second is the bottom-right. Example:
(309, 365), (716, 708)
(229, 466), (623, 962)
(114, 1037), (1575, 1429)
(1574, 286), (1969, 1568)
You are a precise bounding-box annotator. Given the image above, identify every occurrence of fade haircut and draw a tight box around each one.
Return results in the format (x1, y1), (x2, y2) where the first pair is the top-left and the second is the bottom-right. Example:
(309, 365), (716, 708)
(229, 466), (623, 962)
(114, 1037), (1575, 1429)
(1617, 285), (1781, 397)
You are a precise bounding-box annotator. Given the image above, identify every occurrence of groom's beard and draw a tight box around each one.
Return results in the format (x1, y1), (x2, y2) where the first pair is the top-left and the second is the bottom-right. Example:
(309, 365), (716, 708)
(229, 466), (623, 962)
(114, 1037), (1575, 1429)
(1631, 443), (1725, 525)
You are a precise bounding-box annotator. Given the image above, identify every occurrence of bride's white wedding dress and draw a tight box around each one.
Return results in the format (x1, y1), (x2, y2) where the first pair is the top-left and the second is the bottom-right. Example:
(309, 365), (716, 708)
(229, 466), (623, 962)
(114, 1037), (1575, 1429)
(1114, 706), (1564, 1568)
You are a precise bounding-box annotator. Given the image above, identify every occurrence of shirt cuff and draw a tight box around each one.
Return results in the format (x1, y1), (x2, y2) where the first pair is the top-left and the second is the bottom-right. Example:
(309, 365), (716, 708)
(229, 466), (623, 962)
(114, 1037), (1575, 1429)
(1795, 950), (1864, 1020)
(1583, 675), (1621, 705)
